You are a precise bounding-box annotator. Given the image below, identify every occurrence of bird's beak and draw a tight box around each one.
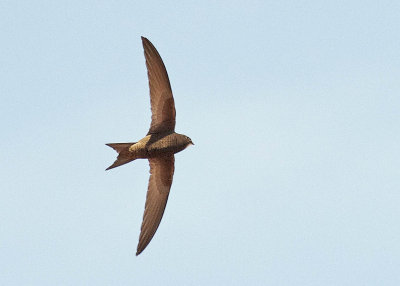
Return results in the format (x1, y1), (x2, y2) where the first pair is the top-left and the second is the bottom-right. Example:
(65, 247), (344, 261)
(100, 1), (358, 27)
(190, 141), (195, 145)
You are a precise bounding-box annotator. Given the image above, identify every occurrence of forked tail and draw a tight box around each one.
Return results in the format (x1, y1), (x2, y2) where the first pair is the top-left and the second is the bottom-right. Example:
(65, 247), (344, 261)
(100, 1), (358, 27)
(105, 142), (137, 170)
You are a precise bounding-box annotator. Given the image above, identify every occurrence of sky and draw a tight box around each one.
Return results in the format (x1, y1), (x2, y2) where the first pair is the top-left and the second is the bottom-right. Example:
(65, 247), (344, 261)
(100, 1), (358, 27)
(1, 1), (400, 285)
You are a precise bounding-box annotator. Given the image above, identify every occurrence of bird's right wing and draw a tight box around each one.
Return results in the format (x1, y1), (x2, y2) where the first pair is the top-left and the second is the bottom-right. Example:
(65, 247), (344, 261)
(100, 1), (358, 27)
(142, 37), (176, 135)
(136, 155), (175, 255)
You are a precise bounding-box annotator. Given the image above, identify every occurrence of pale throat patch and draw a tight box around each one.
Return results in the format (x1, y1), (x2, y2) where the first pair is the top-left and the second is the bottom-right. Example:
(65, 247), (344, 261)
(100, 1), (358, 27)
(184, 142), (194, 150)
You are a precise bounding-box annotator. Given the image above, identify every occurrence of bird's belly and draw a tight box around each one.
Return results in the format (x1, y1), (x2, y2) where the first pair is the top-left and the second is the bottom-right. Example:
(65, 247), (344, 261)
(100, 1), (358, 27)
(146, 135), (181, 157)
(147, 142), (175, 156)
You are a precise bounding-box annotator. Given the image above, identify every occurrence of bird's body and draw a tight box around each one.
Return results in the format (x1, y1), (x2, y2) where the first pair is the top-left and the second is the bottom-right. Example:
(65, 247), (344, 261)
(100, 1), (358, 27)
(106, 37), (193, 255)
(106, 132), (192, 169)
(139, 132), (193, 158)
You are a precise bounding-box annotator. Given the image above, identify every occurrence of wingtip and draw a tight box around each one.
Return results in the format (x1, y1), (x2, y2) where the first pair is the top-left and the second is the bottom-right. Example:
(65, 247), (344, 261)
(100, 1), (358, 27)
(136, 244), (145, 256)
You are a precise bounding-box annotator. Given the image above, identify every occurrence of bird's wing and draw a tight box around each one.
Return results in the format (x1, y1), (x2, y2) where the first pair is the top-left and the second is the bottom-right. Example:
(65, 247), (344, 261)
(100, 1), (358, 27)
(142, 36), (176, 134)
(136, 155), (175, 255)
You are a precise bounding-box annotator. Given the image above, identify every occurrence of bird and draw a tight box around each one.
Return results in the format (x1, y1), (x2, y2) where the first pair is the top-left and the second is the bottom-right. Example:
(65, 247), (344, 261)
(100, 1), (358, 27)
(106, 36), (194, 256)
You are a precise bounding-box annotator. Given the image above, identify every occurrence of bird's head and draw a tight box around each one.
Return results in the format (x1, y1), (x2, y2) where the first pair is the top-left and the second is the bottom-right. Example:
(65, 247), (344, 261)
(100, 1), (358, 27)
(184, 135), (194, 147)
(175, 133), (194, 151)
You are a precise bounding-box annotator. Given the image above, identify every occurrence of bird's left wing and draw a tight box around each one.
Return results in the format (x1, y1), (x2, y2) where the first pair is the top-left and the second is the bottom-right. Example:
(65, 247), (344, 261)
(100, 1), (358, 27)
(136, 155), (175, 255)
(142, 37), (176, 134)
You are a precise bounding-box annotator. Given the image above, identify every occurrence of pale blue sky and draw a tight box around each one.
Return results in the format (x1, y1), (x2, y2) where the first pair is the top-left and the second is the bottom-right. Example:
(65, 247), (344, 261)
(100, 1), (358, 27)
(1, 1), (400, 285)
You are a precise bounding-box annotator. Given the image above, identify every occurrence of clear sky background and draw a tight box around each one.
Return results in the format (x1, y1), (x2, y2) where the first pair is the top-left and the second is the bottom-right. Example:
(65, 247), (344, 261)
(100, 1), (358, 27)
(1, 1), (399, 285)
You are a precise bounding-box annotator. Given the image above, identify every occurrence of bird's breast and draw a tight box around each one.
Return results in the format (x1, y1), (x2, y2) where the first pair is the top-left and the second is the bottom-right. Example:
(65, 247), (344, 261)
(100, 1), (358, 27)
(146, 133), (185, 156)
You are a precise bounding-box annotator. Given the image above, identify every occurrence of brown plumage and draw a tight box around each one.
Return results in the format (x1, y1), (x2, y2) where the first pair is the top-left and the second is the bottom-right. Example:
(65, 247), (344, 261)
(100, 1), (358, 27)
(106, 36), (193, 256)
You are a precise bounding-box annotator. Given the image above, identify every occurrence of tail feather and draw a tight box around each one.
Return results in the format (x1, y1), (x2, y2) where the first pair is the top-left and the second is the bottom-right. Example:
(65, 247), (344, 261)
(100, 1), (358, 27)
(106, 142), (137, 170)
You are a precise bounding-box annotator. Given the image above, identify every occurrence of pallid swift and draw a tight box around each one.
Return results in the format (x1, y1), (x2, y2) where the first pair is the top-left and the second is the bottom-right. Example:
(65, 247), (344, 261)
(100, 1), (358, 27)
(106, 37), (193, 256)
